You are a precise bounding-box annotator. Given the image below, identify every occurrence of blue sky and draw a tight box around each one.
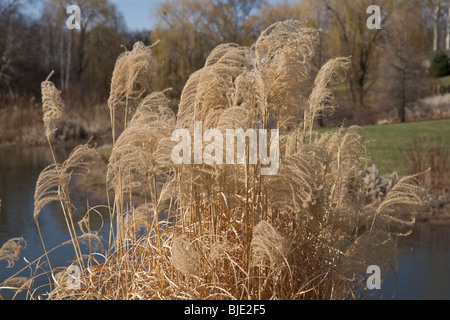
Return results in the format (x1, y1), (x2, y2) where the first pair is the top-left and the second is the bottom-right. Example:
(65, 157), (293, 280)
(110, 0), (290, 31)
(110, 0), (164, 31)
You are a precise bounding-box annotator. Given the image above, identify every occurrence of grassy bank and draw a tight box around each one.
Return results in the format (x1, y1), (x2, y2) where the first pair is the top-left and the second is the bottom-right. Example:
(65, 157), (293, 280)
(0, 100), (112, 149)
(358, 118), (450, 176)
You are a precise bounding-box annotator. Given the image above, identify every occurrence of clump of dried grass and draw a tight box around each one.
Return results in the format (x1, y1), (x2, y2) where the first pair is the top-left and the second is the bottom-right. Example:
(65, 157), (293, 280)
(50, 21), (426, 300)
(1, 20), (429, 300)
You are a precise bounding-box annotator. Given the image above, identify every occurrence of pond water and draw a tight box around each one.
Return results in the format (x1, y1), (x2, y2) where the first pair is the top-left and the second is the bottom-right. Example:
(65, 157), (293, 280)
(0, 146), (449, 300)
(0, 145), (110, 299)
(377, 223), (450, 300)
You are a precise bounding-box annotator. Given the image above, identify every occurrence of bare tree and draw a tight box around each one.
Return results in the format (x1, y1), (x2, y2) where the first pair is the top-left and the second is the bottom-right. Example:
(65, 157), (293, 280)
(380, 1), (430, 122)
(322, 0), (393, 109)
(40, 0), (125, 96)
(0, 0), (20, 92)
(151, 0), (263, 99)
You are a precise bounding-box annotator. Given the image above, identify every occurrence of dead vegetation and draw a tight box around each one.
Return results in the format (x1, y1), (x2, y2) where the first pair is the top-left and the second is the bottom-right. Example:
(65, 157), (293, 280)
(0, 20), (428, 300)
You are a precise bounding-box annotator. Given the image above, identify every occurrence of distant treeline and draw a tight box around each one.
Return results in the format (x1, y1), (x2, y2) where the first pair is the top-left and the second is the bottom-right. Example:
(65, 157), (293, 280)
(0, 0), (443, 122)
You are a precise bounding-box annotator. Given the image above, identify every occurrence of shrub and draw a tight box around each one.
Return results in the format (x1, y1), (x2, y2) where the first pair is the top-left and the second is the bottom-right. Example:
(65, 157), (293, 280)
(429, 50), (450, 78)
(403, 138), (449, 192)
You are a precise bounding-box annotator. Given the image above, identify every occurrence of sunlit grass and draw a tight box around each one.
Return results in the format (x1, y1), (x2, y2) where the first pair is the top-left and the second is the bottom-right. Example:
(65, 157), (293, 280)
(361, 118), (450, 175)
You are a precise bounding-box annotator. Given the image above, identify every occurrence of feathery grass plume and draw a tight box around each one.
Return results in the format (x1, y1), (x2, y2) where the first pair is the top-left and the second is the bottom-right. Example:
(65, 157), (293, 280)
(0, 237), (26, 268)
(251, 221), (287, 268)
(177, 44), (251, 131)
(197, 46), (252, 130)
(171, 235), (202, 276)
(107, 91), (176, 193)
(107, 126), (167, 191)
(204, 43), (240, 67)
(216, 106), (252, 130)
(63, 143), (102, 177)
(107, 41), (160, 144)
(230, 69), (268, 126)
(176, 70), (203, 130)
(33, 164), (70, 222)
(129, 90), (175, 127)
(253, 20), (320, 128)
(374, 172), (429, 233)
(34, 143), (99, 222)
(41, 71), (65, 139)
(305, 57), (351, 137)
(108, 41), (159, 110)
(266, 143), (327, 215)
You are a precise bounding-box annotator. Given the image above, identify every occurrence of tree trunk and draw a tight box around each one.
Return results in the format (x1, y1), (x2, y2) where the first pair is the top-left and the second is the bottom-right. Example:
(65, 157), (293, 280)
(77, 28), (86, 82)
(60, 28), (64, 89)
(446, 0), (450, 50)
(65, 30), (71, 90)
(400, 69), (406, 123)
(433, 1), (442, 51)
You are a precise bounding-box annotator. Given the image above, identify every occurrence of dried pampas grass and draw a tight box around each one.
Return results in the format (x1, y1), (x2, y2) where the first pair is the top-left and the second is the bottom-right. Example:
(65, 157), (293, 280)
(13, 20), (429, 301)
(108, 41), (159, 111)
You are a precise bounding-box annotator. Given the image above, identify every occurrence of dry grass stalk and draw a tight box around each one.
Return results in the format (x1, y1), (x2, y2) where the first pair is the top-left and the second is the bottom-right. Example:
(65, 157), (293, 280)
(1, 277), (33, 291)
(33, 143), (99, 274)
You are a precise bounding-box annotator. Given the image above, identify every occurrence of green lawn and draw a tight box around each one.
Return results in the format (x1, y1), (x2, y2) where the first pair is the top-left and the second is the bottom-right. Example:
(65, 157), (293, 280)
(436, 75), (450, 86)
(359, 118), (450, 176)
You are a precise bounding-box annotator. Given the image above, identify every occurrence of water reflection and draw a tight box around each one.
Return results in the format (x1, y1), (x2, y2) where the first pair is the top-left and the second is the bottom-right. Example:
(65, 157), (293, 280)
(380, 224), (450, 300)
(0, 145), (109, 299)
